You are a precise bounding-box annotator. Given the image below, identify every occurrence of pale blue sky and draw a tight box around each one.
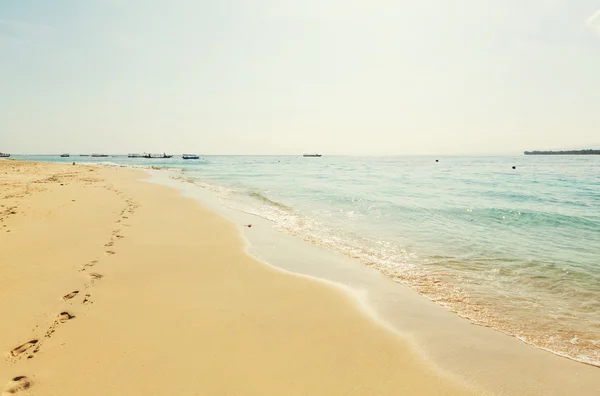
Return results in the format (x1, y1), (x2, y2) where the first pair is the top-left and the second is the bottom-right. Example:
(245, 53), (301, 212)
(1, 1), (599, 155)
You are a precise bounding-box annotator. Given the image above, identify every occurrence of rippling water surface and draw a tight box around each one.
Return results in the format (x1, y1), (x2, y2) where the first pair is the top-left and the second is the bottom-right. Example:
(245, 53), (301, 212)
(18, 154), (600, 365)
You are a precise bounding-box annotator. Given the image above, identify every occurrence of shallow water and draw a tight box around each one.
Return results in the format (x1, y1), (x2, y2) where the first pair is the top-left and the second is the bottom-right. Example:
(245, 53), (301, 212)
(16, 154), (600, 365)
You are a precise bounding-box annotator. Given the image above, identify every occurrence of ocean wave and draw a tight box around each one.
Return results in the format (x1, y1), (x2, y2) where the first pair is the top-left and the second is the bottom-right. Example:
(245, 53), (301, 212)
(245, 190), (292, 211)
(172, 176), (235, 195)
(82, 161), (183, 172)
(442, 206), (600, 232)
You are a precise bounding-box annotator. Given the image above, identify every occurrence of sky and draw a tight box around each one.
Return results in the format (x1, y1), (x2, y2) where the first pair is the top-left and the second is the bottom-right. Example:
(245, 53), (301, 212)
(1, 0), (599, 155)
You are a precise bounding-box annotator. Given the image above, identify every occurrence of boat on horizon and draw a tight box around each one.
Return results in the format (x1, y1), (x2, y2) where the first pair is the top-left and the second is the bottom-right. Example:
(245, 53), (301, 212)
(128, 153), (144, 158)
(143, 153), (172, 159)
(182, 154), (200, 160)
(91, 154), (109, 158)
(303, 154), (322, 157)
(60, 154), (70, 158)
(0, 152), (10, 158)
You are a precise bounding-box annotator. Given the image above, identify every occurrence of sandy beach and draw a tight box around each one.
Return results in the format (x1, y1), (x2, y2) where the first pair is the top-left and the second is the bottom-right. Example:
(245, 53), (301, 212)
(1, 160), (479, 395)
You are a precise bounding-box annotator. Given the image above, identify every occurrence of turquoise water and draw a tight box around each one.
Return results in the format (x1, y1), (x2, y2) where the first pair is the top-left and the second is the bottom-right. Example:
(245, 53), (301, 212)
(14, 155), (600, 365)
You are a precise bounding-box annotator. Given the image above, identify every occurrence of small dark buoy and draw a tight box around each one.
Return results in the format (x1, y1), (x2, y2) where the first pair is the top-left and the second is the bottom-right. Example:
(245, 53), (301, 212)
(435, 159), (439, 162)
(246, 224), (252, 228)
(512, 166), (516, 170)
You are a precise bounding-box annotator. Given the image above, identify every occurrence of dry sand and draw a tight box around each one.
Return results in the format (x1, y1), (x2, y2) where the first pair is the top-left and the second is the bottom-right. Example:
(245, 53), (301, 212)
(0, 161), (478, 395)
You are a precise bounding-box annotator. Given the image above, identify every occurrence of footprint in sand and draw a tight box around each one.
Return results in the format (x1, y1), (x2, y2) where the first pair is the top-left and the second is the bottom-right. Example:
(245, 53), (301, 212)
(105, 241), (114, 247)
(82, 293), (92, 305)
(58, 312), (75, 323)
(80, 260), (98, 272)
(62, 291), (79, 301)
(105, 250), (115, 255)
(2, 376), (32, 394)
(88, 273), (103, 281)
(10, 340), (38, 357)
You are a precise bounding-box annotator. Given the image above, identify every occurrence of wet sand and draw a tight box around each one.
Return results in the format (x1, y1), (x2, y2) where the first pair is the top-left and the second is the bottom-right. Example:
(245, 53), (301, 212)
(155, 169), (600, 396)
(0, 161), (477, 395)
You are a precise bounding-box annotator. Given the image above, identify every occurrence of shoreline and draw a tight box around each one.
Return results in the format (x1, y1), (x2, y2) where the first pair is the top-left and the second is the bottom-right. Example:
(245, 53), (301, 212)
(129, 155), (600, 370)
(1, 161), (478, 395)
(152, 165), (600, 369)
(148, 167), (600, 395)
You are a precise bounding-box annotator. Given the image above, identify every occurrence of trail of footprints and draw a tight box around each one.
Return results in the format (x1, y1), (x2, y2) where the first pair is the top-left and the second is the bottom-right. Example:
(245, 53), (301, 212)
(4, 191), (140, 393)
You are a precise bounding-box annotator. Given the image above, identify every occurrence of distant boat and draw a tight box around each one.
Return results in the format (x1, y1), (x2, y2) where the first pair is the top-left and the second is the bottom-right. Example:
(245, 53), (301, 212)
(182, 154), (200, 160)
(0, 152), (10, 158)
(303, 154), (322, 157)
(128, 153), (144, 158)
(143, 153), (172, 159)
(60, 154), (70, 158)
(79, 154), (90, 157)
(91, 154), (109, 158)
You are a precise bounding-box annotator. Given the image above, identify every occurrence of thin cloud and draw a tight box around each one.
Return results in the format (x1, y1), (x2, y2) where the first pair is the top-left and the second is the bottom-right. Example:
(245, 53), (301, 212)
(586, 9), (600, 35)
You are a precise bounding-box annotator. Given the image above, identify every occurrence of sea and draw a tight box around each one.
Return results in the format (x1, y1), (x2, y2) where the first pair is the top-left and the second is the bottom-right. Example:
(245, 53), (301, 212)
(13, 154), (600, 366)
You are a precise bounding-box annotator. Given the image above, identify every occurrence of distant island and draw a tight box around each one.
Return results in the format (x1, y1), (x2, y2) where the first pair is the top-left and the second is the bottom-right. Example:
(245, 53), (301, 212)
(524, 149), (600, 155)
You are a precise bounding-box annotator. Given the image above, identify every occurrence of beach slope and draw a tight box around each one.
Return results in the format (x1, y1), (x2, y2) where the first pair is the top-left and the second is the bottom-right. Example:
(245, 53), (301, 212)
(0, 161), (476, 395)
